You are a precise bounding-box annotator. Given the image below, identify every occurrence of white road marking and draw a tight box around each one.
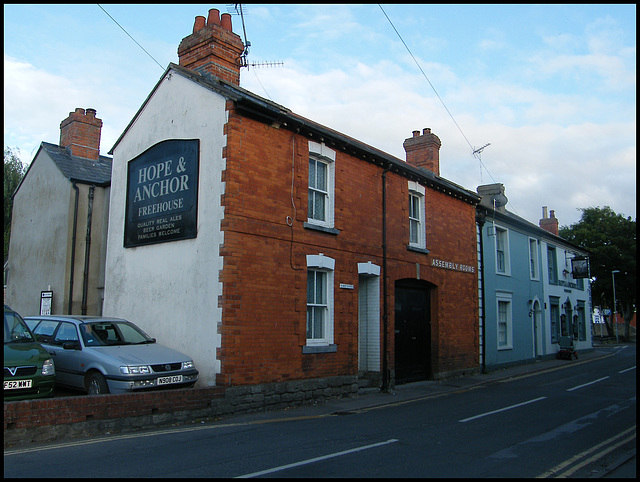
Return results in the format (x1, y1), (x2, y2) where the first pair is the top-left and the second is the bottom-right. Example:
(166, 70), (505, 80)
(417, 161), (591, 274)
(459, 397), (547, 423)
(566, 376), (610, 392)
(235, 438), (399, 478)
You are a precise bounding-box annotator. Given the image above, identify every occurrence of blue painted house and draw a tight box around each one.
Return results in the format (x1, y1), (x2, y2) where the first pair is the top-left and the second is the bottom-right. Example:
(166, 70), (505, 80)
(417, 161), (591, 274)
(476, 184), (592, 370)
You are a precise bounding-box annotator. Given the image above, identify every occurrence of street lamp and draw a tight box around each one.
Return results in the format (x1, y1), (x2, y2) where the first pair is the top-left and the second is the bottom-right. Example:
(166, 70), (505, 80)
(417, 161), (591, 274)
(612, 270), (620, 343)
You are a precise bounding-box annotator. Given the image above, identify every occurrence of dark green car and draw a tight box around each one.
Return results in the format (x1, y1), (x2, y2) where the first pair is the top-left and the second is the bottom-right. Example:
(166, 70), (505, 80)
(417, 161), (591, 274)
(4, 305), (55, 401)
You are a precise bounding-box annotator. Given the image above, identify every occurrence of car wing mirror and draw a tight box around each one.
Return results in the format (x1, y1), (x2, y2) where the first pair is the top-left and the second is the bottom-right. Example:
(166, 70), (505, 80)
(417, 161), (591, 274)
(62, 341), (81, 350)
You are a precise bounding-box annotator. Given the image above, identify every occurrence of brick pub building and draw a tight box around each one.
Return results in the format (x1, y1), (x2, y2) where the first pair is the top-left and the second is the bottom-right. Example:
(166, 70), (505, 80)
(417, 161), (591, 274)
(103, 8), (481, 395)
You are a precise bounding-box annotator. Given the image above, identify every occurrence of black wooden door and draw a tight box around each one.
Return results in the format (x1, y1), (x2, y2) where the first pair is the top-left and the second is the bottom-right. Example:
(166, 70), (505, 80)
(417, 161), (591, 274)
(394, 281), (431, 384)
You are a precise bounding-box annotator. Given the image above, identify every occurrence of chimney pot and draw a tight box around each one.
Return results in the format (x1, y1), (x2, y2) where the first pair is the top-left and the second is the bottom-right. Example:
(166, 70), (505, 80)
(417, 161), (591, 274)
(539, 206), (559, 236)
(550, 209), (556, 218)
(207, 9), (220, 27)
(221, 13), (232, 31)
(403, 128), (441, 176)
(193, 16), (206, 33)
(179, 9), (244, 85)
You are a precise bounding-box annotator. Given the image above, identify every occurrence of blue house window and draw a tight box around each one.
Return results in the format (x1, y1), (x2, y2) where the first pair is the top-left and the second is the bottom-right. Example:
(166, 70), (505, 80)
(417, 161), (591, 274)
(547, 246), (558, 284)
(495, 227), (510, 275)
(529, 238), (539, 280)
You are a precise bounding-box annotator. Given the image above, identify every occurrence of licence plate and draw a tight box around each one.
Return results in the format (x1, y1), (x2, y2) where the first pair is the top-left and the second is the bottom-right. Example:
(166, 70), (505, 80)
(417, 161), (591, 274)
(157, 375), (183, 386)
(4, 379), (33, 390)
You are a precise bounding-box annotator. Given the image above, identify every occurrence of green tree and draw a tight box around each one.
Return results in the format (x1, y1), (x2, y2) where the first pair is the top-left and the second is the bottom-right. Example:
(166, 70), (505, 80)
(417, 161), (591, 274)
(4, 147), (27, 263)
(560, 206), (636, 341)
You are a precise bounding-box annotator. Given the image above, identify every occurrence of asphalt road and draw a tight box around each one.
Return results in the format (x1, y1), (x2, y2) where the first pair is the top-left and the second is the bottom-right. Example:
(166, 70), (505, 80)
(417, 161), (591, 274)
(4, 345), (636, 478)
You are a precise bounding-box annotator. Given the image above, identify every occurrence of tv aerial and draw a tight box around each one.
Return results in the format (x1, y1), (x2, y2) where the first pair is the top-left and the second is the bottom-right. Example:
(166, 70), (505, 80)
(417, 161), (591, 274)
(472, 143), (491, 183)
(228, 4), (284, 70)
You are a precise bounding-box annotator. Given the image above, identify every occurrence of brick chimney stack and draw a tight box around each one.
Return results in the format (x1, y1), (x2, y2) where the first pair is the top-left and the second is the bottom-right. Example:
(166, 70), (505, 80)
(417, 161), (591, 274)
(177, 8), (245, 85)
(403, 128), (441, 176)
(59, 108), (103, 161)
(539, 206), (559, 236)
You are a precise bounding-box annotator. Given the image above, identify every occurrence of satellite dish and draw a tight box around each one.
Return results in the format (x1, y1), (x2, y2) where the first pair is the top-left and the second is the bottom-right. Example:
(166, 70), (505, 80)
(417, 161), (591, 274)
(492, 193), (508, 208)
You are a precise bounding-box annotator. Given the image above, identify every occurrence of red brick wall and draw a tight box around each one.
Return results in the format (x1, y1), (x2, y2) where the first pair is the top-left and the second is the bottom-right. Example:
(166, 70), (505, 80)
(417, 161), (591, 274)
(384, 174), (479, 376)
(218, 107), (479, 386)
(3, 387), (223, 431)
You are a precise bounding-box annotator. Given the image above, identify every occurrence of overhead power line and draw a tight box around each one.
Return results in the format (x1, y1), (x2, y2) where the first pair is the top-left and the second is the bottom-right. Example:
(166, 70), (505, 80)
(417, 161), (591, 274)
(378, 4), (500, 188)
(97, 4), (165, 71)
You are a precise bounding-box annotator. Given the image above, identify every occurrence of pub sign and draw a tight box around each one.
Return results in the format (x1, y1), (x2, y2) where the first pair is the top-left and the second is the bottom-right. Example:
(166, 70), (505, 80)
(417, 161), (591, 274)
(570, 256), (590, 279)
(125, 139), (199, 247)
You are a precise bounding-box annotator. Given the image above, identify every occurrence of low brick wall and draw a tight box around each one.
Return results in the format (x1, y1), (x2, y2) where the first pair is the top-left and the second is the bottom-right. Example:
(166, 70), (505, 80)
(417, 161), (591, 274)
(4, 375), (359, 448)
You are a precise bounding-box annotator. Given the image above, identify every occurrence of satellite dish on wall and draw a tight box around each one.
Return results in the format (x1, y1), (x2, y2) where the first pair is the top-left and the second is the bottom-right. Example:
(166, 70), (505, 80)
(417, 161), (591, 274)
(492, 193), (508, 208)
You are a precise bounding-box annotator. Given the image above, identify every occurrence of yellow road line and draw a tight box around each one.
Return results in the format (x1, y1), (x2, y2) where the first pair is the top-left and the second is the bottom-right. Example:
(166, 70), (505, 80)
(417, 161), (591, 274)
(537, 425), (636, 478)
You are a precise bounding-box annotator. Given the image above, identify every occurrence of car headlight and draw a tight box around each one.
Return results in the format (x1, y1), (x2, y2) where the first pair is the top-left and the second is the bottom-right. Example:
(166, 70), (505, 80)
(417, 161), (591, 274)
(42, 358), (55, 376)
(120, 365), (151, 375)
(182, 361), (194, 370)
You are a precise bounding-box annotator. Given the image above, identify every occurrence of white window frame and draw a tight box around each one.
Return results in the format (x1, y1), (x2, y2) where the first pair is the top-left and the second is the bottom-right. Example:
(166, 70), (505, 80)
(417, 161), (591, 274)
(496, 292), (513, 349)
(408, 181), (426, 249)
(529, 237), (539, 281)
(495, 225), (510, 275)
(306, 254), (335, 346)
(307, 141), (336, 229)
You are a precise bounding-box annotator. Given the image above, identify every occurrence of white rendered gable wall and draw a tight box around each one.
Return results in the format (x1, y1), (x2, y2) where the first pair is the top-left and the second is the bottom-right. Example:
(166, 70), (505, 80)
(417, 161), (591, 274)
(103, 72), (227, 386)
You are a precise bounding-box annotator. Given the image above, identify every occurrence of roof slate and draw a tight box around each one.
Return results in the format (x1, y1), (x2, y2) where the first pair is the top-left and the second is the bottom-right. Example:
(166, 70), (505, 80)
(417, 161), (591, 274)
(41, 142), (112, 186)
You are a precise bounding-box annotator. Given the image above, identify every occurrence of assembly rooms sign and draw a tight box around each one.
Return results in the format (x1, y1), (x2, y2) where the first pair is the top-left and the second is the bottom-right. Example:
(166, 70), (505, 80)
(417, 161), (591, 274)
(125, 139), (199, 247)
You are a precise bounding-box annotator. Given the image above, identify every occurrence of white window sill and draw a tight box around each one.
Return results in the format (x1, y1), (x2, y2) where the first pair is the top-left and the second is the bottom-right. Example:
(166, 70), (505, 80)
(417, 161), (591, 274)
(302, 344), (337, 354)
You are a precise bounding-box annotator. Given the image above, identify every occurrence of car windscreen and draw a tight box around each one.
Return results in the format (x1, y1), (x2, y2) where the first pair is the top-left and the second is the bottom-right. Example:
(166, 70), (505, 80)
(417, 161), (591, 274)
(80, 321), (154, 346)
(4, 311), (36, 344)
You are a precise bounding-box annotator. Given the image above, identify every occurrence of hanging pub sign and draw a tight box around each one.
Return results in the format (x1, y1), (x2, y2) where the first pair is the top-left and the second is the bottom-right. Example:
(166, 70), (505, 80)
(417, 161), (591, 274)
(124, 139), (199, 247)
(571, 256), (590, 279)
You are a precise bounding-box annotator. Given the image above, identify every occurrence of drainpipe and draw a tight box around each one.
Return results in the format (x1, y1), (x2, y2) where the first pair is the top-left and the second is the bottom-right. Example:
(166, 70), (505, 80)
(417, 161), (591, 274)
(81, 185), (95, 315)
(381, 167), (391, 392)
(68, 182), (80, 314)
(476, 209), (487, 373)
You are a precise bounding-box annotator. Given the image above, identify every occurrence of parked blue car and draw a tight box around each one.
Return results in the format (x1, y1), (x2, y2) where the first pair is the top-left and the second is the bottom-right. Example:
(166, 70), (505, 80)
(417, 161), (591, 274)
(24, 315), (198, 395)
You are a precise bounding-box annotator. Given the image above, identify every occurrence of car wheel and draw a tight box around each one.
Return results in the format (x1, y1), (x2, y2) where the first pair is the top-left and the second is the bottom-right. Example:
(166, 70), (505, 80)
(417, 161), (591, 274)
(86, 372), (109, 395)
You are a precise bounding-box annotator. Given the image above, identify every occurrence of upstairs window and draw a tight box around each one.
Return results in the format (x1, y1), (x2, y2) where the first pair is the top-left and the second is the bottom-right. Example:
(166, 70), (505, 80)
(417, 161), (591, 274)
(307, 142), (335, 229)
(408, 181), (426, 250)
(409, 193), (421, 244)
(529, 238), (539, 280)
(547, 246), (558, 284)
(308, 157), (328, 222)
(495, 226), (510, 275)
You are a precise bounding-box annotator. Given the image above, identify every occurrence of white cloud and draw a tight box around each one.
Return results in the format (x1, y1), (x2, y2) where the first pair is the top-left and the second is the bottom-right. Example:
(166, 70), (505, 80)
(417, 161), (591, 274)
(3, 56), (85, 162)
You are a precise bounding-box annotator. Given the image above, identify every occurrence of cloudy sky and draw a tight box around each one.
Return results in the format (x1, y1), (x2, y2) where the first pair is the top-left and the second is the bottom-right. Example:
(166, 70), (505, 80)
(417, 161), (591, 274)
(4, 4), (636, 227)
